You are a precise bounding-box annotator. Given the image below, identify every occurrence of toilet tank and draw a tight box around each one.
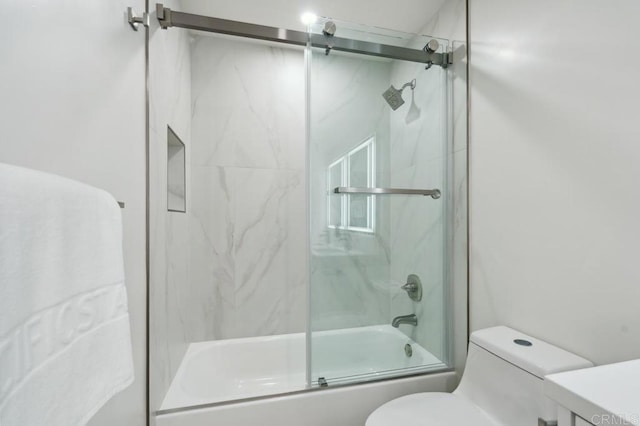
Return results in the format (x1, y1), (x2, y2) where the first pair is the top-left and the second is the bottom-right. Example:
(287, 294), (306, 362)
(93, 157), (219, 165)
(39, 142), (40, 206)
(454, 326), (593, 426)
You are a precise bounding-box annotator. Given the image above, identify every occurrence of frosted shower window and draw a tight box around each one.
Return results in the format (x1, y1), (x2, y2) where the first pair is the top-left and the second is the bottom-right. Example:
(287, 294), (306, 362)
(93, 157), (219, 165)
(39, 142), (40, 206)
(327, 136), (375, 233)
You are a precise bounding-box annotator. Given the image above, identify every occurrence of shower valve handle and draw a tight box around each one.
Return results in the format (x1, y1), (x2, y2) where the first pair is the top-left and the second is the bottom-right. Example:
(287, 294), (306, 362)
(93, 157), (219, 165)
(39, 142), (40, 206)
(401, 282), (418, 292)
(400, 274), (422, 302)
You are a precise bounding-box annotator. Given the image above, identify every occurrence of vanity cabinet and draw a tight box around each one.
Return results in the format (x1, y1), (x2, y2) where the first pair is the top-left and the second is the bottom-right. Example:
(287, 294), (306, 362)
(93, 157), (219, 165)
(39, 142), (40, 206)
(544, 360), (640, 426)
(556, 406), (595, 426)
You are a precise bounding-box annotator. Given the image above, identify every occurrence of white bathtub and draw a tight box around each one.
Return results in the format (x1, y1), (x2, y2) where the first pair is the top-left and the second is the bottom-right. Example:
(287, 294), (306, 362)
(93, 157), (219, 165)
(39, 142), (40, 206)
(160, 331), (305, 410)
(312, 325), (445, 385)
(160, 325), (447, 411)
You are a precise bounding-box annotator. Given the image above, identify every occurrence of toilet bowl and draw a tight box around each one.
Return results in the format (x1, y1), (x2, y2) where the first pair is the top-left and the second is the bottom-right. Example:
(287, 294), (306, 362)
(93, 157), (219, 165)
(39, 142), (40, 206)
(366, 326), (593, 426)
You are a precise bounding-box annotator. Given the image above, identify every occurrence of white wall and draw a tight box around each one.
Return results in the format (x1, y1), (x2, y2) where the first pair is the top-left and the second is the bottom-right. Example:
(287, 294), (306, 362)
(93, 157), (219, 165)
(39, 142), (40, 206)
(0, 1), (146, 424)
(469, 0), (640, 365)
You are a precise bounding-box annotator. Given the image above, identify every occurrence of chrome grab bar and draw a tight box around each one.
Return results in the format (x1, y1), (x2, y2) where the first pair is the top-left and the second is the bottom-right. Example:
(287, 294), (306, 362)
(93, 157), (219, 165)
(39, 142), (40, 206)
(333, 187), (441, 199)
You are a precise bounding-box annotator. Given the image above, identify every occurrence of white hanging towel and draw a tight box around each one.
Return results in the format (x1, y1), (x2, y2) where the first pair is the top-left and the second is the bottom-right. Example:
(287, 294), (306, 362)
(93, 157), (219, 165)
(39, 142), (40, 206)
(0, 163), (134, 425)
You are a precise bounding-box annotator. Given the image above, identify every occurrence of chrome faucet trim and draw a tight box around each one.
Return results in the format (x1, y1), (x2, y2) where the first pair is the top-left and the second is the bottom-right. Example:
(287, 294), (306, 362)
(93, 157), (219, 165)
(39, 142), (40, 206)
(392, 314), (418, 328)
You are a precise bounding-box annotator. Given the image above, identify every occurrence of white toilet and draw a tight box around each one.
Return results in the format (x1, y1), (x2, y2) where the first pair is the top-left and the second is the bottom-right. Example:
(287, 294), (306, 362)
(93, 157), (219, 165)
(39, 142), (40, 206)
(366, 326), (593, 426)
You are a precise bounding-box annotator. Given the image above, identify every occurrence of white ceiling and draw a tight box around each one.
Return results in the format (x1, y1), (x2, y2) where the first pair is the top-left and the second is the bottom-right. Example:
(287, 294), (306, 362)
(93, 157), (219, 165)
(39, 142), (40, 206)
(180, 0), (447, 34)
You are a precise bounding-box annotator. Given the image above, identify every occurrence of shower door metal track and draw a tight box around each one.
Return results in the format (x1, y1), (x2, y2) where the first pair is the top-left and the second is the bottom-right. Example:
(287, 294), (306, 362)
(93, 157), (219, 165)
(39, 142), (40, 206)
(155, 4), (448, 67)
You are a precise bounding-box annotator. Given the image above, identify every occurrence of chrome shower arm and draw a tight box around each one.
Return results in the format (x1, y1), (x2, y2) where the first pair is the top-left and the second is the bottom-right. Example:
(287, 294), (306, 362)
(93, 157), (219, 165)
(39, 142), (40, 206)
(400, 79), (417, 91)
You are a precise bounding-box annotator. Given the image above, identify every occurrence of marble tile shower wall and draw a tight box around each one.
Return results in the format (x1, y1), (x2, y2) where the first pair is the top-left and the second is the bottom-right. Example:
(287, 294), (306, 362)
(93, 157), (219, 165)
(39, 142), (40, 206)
(422, 0), (468, 370)
(148, 0), (193, 415)
(389, 58), (447, 361)
(189, 36), (307, 339)
(309, 52), (392, 331)
(385, 0), (468, 366)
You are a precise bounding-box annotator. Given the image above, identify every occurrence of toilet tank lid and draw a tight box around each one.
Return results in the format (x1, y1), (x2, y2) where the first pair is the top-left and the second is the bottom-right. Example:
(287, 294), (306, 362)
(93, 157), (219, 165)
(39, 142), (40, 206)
(470, 326), (593, 379)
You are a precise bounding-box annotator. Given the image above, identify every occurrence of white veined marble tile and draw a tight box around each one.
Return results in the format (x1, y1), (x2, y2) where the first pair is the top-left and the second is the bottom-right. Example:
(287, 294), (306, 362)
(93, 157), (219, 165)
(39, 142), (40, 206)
(191, 36), (305, 170)
(230, 168), (305, 337)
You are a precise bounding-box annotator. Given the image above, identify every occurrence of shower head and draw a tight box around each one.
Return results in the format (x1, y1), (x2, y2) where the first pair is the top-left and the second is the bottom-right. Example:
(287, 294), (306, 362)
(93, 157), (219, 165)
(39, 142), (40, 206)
(382, 85), (405, 110)
(382, 79), (416, 111)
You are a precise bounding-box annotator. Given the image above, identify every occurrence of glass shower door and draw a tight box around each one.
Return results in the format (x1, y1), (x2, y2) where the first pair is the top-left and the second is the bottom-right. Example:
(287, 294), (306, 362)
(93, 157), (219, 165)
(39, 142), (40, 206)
(308, 19), (451, 387)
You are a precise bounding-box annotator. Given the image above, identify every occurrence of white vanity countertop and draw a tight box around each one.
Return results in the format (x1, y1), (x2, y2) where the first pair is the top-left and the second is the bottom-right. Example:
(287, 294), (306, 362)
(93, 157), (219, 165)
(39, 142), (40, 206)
(544, 359), (640, 426)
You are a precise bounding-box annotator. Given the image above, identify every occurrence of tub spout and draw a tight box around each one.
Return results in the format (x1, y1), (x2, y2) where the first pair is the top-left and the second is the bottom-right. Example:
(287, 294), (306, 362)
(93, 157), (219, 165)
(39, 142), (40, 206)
(392, 314), (418, 328)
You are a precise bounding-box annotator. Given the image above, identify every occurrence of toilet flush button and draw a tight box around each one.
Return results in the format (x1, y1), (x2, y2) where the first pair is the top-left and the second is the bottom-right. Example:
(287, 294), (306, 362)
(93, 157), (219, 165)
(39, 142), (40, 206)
(514, 339), (533, 347)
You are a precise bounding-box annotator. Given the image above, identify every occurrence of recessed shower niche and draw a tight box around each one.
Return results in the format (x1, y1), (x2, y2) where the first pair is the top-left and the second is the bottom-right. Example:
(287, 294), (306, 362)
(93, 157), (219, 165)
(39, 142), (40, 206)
(167, 125), (186, 213)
